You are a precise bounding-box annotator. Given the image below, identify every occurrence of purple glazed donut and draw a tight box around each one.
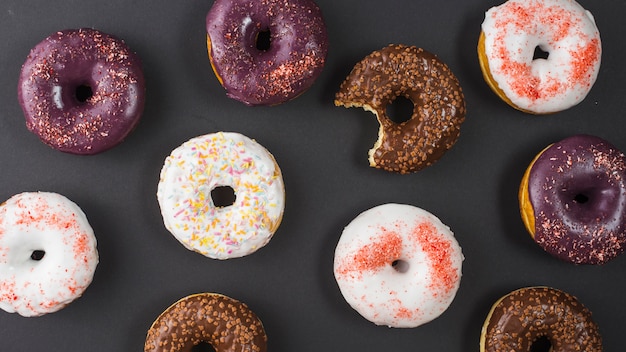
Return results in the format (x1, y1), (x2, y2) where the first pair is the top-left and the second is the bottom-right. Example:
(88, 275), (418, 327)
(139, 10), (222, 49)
(519, 135), (626, 264)
(206, 0), (328, 106)
(18, 28), (145, 155)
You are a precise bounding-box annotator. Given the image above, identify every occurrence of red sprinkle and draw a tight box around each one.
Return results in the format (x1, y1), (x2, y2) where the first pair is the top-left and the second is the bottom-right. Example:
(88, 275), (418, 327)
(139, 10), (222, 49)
(336, 229), (402, 277)
(570, 38), (600, 83)
(411, 221), (458, 295)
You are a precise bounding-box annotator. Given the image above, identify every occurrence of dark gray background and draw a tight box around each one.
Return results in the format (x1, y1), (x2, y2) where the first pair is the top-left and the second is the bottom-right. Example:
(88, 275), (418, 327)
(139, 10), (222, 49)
(0, 0), (624, 351)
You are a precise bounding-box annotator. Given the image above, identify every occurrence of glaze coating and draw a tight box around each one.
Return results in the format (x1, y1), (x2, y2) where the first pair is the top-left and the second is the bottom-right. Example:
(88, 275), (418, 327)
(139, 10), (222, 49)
(520, 134), (626, 264)
(18, 28), (145, 154)
(206, 0), (328, 106)
(157, 132), (285, 259)
(335, 44), (466, 174)
(480, 287), (602, 352)
(144, 293), (267, 352)
(334, 204), (463, 328)
(0, 192), (98, 317)
(479, 0), (601, 114)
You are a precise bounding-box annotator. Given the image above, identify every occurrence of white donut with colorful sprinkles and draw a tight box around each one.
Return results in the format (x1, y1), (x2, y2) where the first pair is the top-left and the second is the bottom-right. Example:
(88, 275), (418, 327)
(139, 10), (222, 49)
(157, 132), (285, 259)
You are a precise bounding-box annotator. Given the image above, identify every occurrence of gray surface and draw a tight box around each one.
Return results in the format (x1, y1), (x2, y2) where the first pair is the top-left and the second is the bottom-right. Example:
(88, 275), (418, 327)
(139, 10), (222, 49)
(0, 0), (624, 351)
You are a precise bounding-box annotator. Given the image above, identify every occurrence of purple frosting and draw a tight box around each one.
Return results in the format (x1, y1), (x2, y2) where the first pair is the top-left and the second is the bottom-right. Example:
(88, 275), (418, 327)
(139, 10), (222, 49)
(528, 134), (626, 264)
(18, 28), (145, 155)
(206, 0), (328, 106)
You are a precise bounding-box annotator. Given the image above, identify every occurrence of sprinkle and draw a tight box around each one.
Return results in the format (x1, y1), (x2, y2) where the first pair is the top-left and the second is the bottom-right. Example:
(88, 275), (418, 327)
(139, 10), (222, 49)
(157, 133), (285, 259)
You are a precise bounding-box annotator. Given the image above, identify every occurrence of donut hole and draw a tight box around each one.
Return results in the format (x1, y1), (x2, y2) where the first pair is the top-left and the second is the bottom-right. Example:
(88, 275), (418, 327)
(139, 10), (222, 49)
(211, 186), (237, 208)
(75, 84), (94, 103)
(559, 181), (616, 223)
(530, 336), (552, 352)
(385, 95), (414, 124)
(574, 193), (589, 204)
(533, 46), (549, 60)
(30, 250), (45, 261)
(256, 29), (271, 51)
(391, 259), (410, 273)
(191, 341), (216, 352)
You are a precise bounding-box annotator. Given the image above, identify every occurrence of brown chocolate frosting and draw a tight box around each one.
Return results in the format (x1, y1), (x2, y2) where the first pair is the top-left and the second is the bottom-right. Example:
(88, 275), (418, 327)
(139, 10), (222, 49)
(335, 44), (466, 174)
(144, 293), (267, 352)
(481, 287), (602, 352)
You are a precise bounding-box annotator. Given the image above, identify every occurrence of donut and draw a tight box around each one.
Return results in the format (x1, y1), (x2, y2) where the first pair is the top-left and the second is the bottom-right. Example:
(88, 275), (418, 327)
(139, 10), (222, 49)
(144, 293), (267, 352)
(0, 192), (98, 317)
(157, 132), (285, 259)
(335, 44), (466, 174)
(519, 134), (626, 264)
(18, 28), (146, 154)
(206, 0), (328, 106)
(333, 203), (463, 328)
(478, 0), (601, 114)
(480, 286), (602, 351)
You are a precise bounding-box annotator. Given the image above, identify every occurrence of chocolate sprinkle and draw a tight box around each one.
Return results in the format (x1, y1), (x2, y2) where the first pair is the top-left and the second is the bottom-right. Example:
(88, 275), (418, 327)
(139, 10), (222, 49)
(335, 44), (466, 174)
(481, 287), (602, 352)
(144, 293), (267, 352)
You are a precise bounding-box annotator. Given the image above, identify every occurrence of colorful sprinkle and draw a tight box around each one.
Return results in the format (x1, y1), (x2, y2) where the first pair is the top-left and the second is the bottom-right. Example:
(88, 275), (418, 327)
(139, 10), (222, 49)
(157, 132), (285, 259)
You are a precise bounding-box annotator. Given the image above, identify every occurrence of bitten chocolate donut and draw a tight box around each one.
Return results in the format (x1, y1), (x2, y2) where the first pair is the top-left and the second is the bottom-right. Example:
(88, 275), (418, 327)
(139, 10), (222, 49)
(519, 134), (626, 264)
(18, 28), (145, 154)
(206, 0), (328, 106)
(478, 0), (601, 114)
(144, 293), (267, 352)
(480, 286), (602, 352)
(335, 44), (466, 174)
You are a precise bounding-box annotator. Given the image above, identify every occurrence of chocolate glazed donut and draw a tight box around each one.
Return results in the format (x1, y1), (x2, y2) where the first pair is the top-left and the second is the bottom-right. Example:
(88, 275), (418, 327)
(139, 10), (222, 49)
(519, 134), (626, 264)
(335, 44), (466, 174)
(480, 287), (602, 352)
(144, 293), (267, 352)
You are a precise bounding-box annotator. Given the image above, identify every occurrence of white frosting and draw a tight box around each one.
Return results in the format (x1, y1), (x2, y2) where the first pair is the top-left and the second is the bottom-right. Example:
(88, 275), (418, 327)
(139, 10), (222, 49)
(157, 132), (285, 259)
(333, 204), (463, 328)
(481, 0), (601, 113)
(0, 192), (98, 317)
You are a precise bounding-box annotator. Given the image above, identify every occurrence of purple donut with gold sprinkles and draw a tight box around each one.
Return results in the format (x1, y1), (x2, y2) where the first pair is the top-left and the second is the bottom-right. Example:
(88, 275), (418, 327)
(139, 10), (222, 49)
(18, 28), (145, 155)
(206, 0), (328, 106)
(519, 134), (626, 264)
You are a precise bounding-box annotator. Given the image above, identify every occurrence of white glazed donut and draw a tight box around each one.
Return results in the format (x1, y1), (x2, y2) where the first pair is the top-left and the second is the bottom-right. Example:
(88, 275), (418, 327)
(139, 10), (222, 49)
(478, 0), (601, 114)
(0, 192), (98, 317)
(333, 203), (463, 328)
(157, 132), (285, 259)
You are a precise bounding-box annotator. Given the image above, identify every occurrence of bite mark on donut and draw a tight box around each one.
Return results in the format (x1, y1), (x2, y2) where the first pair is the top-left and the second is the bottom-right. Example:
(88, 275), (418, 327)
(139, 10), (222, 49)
(335, 45), (465, 173)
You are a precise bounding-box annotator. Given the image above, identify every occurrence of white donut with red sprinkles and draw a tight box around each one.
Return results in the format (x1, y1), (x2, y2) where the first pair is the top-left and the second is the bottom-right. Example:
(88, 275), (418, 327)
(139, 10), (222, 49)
(333, 203), (463, 328)
(479, 0), (601, 114)
(0, 192), (98, 317)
